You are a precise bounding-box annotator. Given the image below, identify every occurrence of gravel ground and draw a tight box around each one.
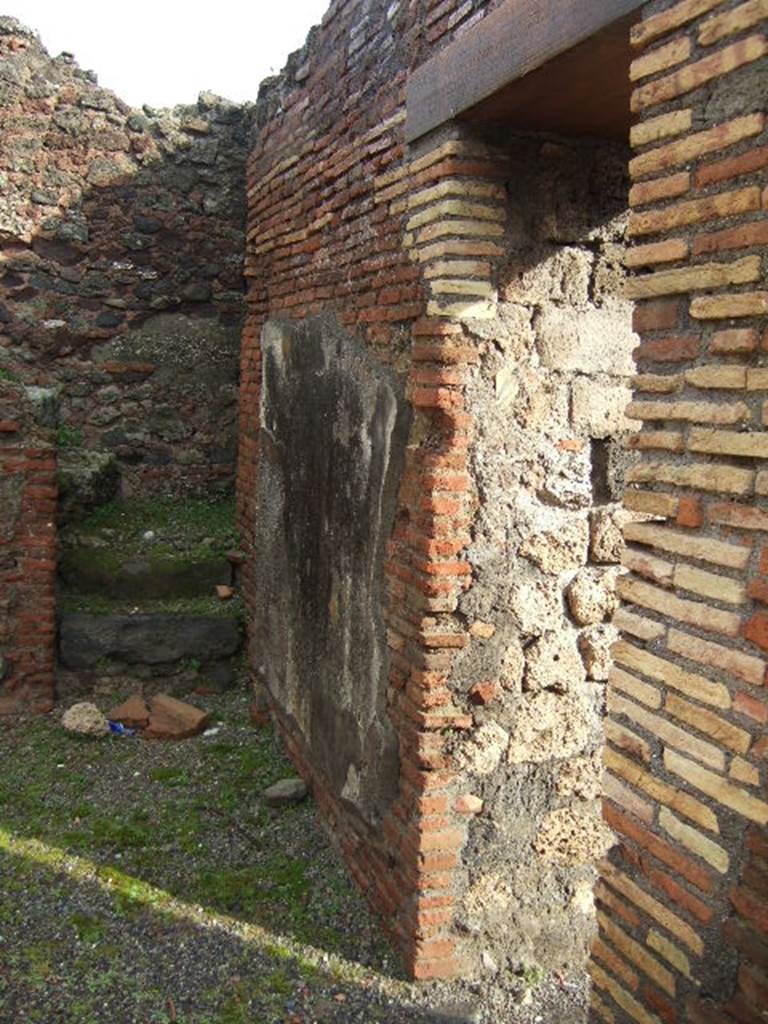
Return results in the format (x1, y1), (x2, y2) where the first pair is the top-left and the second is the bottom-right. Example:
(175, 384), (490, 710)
(0, 684), (589, 1024)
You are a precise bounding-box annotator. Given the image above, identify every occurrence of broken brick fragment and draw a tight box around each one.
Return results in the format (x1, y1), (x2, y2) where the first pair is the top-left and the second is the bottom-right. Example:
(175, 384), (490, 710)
(108, 693), (150, 728)
(469, 680), (499, 705)
(144, 693), (210, 740)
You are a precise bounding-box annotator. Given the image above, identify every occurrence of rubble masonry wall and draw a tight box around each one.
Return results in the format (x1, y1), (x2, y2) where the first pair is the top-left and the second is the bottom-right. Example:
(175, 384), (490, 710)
(0, 18), (250, 494)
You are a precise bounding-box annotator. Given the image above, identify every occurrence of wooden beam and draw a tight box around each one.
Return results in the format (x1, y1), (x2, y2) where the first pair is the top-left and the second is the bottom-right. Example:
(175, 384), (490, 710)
(406, 0), (646, 143)
(462, 13), (637, 142)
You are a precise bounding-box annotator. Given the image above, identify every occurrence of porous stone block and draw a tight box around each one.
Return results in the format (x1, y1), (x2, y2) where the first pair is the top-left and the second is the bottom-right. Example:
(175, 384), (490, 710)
(567, 569), (619, 626)
(571, 378), (633, 439)
(519, 518), (589, 574)
(534, 806), (614, 863)
(590, 510), (625, 564)
(507, 690), (597, 764)
(525, 631), (585, 693)
(557, 750), (603, 800)
(537, 307), (636, 377)
(579, 623), (619, 681)
(454, 722), (510, 776)
(62, 702), (110, 737)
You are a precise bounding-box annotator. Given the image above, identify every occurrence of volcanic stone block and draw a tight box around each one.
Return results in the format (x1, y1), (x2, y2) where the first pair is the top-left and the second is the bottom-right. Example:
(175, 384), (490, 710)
(59, 551), (232, 599)
(59, 613), (241, 668)
(57, 449), (119, 525)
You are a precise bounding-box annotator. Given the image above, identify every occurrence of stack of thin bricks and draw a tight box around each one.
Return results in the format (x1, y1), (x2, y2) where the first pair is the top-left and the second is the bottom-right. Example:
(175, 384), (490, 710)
(382, 138), (508, 979)
(594, 1), (768, 1022)
(0, 385), (57, 715)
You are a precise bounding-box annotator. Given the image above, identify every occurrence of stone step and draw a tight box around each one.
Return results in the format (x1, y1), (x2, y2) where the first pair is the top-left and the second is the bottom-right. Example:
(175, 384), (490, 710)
(59, 612), (242, 674)
(59, 551), (232, 599)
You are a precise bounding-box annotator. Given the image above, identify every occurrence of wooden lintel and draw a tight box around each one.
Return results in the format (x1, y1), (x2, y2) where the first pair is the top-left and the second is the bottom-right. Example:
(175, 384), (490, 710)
(406, 0), (646, 144)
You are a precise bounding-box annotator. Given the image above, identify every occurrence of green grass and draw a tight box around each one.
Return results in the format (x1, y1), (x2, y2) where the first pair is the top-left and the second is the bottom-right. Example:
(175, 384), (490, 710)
(212, 970), (296, 1023)
(0, 703), (363, 950)
(57, 423), (84, 448)
(149, 766), (191, 787)
(521, 964), (546, 989)
(73, 495), (238, 558)
(0, 693), (403, 1022)
(69, 913), (108, 944)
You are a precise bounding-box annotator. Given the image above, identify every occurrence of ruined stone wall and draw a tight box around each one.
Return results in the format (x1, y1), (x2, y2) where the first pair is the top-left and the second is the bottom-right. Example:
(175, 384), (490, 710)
(239, 0), (635, 983)
(0, 382), (57, 714)
(594, 1), (768, 1022)
(0, 18), (250, 494)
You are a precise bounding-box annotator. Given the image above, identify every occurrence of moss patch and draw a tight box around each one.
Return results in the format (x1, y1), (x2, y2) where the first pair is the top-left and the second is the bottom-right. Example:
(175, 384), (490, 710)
(68, 495), (239, 562)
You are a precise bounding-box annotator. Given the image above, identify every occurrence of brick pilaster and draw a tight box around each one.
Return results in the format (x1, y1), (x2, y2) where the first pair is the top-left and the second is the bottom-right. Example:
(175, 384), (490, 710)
(0, 384), (57, 715)
(595, 2), (768, 1021)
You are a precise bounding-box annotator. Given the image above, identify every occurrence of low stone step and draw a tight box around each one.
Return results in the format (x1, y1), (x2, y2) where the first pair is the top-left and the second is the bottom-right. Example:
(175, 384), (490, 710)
(59, 612), (242, 670)
(59, 551), (232, 600)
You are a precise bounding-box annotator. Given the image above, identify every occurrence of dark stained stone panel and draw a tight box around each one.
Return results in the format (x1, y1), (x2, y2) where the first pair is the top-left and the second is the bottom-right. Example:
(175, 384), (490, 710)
(253, 316), (411, 826)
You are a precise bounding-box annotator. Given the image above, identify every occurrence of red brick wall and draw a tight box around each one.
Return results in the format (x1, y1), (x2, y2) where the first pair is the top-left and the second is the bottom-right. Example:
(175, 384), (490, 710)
(594, 1), (768, 1021)
(239, 0), (766, 1000)
(237, 0), (527, 982)
(240, 136), (485, 977)
(238, 0), (626, 985)
(0, 383), (57, 714)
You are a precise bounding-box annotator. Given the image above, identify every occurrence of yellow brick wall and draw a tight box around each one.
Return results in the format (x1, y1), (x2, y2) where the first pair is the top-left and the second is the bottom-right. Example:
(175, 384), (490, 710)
(593, 1), (768, 1022)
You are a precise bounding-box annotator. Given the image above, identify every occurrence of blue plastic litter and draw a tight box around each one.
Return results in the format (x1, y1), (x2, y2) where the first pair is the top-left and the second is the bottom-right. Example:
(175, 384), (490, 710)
(108, 720), (136, 737)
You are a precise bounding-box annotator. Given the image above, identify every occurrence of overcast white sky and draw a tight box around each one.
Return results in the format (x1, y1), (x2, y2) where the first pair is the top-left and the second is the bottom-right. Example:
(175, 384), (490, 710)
(7, 1), (331, 108)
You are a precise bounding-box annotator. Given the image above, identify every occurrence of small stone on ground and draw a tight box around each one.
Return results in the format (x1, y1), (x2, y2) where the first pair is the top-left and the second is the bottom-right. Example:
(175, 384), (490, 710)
(144, 693), (210, 739)
(61, 701), (110, 737)
(263, 777), (308, 806)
